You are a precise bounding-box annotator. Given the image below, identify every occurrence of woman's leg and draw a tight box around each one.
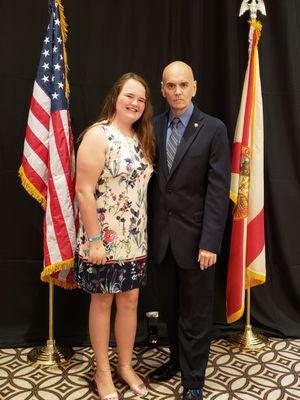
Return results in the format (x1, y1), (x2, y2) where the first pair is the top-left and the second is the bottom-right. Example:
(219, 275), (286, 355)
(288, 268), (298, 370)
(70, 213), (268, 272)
(114, 288), (144, 387)
(89, 292), (116, 396)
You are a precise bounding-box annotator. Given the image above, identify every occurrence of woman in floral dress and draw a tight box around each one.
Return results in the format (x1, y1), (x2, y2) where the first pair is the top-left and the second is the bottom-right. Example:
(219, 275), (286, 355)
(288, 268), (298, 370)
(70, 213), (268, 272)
(74, 73), (155, 400)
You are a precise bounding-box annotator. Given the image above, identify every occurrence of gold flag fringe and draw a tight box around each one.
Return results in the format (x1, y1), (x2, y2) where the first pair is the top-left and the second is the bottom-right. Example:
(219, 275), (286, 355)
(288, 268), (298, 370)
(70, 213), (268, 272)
(227, 305), (245, 324)
(56, 0), (70, 101)
(229, 190), (238, 205)
(41, 257), (77, 289)
(246, 268), (266, 288)
(18, 166), (46, 210)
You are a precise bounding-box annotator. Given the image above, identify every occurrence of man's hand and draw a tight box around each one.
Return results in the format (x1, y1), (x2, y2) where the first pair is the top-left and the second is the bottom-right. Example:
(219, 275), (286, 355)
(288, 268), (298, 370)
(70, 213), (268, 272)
(198, 249), (217, 270)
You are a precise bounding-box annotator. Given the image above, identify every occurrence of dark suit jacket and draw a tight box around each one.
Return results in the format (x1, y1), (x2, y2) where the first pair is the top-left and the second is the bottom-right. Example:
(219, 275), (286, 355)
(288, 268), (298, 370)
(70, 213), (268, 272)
(148, 105), (230, 269)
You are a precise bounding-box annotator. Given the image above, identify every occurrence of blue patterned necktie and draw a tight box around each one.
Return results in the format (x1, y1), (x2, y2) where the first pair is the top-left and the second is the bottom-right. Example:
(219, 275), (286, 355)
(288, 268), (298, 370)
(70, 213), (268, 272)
(167, 117), (181, 171)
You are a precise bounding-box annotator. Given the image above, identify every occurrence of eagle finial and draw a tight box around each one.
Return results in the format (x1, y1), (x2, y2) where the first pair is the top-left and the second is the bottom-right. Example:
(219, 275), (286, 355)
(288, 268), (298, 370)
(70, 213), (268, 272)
(239, 0), (266, 20)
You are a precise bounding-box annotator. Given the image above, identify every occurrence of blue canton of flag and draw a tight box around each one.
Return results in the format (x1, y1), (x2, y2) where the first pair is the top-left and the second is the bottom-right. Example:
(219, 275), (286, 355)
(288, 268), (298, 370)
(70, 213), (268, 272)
(37, 0), (67, 112)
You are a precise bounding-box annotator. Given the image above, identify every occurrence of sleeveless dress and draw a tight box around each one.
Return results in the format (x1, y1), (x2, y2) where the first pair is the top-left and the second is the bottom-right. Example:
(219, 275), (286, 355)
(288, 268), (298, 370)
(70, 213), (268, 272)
(73, 123), (153, 293)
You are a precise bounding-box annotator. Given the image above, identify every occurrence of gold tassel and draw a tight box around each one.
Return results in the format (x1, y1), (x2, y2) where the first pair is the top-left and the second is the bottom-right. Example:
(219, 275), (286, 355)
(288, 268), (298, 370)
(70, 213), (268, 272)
(56, 0), (70, 101)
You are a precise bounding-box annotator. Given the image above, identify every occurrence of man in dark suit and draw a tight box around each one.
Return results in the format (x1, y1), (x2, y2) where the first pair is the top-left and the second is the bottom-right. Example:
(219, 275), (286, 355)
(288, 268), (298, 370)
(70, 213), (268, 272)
(148, 61), (230, 400)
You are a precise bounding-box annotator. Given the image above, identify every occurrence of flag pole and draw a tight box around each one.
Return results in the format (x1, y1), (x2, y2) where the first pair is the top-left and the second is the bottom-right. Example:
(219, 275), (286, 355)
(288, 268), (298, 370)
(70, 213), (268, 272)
(27, 283), (74, 366)
(228, 0), (268, 351)
(230, 288), (268, 350)
(19, 0), (76, 367)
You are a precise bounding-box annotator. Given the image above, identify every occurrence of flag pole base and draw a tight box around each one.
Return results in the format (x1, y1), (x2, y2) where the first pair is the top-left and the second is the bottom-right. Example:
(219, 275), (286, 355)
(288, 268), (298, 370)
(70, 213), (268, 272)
(27, 339), (74, 367)
(228, 324), (268, 351)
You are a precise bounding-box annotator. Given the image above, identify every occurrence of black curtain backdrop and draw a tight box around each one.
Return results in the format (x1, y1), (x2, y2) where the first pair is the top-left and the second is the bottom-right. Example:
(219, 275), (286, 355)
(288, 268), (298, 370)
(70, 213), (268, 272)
(0, 0), (299, 348)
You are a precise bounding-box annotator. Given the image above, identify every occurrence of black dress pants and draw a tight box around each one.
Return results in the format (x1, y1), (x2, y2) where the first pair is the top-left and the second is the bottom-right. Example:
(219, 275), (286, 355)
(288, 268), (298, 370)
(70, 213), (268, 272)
(156, 245), (215, 389)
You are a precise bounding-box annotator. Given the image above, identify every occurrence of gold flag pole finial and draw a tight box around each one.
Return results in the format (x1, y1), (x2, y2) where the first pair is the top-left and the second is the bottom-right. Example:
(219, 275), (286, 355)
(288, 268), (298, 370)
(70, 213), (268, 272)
(239, 0), (267, 20)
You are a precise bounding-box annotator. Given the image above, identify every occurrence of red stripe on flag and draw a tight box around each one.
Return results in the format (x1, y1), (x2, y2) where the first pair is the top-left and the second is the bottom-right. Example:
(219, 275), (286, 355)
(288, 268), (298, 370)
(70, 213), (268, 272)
(31, 97), (50, 131)
(226, 219), (245, 318)
(67, 124), (76, 204)
(51, 111), (72, 188)
(43, 218), (51, 267)
(231, 142), (242, 173)
(21, 155), (47, 197)
(48, 170), (73, 260)
(51, 112), (76, 208)
(246, 208), (265, 267)
(67, 119), (76, 198)
(25, 126), (48, 166)
(68, 119), (74, 152)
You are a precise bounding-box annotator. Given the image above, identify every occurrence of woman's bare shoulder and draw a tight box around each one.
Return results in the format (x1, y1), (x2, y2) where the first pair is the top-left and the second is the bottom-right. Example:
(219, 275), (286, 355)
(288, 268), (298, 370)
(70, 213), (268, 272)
(81, 124), (108, 147)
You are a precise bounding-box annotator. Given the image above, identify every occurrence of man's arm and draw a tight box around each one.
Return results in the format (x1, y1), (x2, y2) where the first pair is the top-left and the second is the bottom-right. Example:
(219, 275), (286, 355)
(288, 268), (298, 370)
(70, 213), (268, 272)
(198, 122), (231, 264)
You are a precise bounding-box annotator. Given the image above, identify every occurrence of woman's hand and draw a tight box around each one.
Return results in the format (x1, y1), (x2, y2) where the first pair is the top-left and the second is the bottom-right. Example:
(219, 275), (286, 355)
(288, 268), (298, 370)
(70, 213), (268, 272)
(88, 241), (107, 265)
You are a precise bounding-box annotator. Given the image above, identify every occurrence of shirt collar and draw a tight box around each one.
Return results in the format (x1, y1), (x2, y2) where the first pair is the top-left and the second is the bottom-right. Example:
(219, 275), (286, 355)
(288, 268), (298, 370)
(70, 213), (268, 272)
(168, 103), (194, 128)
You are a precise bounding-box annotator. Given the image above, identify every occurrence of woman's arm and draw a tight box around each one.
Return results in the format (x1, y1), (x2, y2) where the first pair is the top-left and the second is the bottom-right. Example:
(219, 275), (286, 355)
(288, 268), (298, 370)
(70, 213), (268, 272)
(76, 125), (108, 264)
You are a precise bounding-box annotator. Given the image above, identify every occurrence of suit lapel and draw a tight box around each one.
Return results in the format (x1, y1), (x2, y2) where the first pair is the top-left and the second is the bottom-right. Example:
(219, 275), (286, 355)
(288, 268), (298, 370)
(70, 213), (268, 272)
(167, 108), (205, 181)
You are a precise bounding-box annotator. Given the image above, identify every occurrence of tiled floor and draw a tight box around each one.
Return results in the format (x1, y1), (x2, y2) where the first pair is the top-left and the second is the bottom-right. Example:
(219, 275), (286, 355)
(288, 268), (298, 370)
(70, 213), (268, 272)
(0, 338), (299, 399)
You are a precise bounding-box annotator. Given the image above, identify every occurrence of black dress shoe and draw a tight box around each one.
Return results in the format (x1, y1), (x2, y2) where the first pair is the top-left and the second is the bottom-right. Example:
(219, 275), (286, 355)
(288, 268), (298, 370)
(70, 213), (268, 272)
(149, 360), (180, 381)
(182, 387), (203, 400)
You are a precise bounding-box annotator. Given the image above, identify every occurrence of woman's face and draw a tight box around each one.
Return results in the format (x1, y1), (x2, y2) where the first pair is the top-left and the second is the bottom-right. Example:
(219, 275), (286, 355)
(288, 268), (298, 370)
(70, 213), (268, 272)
(115, 79), (146, 124)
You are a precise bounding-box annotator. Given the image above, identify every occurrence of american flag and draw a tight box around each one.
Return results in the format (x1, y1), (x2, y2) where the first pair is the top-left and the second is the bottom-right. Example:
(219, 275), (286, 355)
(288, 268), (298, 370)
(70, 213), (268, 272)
(19, 0), (77, 289)
(226, 20), (266, 323)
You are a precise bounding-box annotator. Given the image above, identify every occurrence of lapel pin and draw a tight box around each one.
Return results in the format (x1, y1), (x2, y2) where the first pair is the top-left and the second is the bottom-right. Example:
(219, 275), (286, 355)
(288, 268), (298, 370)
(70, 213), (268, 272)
(194, 123), (199, 128)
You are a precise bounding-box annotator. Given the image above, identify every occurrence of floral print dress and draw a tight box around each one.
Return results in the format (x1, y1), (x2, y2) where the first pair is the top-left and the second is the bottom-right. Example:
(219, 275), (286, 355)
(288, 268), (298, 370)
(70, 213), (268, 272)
(73, 123), (153, 293)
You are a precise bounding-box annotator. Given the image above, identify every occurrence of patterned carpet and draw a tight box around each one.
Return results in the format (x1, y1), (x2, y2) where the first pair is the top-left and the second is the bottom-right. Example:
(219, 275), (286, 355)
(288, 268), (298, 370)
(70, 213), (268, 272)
(0, 338), (299, 400)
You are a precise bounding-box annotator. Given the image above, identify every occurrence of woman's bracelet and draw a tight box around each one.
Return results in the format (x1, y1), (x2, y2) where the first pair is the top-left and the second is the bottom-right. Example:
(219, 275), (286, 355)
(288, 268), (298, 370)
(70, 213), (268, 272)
(88, 234), (102, 242)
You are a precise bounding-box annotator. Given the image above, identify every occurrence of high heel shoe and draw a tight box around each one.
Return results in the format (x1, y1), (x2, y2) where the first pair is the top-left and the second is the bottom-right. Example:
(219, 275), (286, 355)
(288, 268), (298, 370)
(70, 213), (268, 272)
(91, 369), (119, 400)
(117, 364), (148, 398)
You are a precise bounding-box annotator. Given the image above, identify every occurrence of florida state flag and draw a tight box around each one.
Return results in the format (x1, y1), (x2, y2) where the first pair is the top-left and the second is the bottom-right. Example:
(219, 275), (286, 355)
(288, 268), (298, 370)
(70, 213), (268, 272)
(226, 20), (266, 323)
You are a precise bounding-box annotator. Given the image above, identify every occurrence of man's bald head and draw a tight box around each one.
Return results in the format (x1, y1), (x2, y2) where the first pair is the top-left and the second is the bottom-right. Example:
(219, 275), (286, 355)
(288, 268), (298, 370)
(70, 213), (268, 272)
(162, 61), (195, 83)
(161, 61), (197, 116)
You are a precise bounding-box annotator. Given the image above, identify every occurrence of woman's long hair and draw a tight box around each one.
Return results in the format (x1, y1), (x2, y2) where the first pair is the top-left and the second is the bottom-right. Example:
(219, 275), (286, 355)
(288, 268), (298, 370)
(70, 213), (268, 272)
(80, 72), (156, 164)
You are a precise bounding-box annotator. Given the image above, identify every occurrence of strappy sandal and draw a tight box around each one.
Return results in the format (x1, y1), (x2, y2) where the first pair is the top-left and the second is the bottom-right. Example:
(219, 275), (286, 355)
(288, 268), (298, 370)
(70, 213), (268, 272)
(117, 364), (148, 398)
(91, 369), (119, 400)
